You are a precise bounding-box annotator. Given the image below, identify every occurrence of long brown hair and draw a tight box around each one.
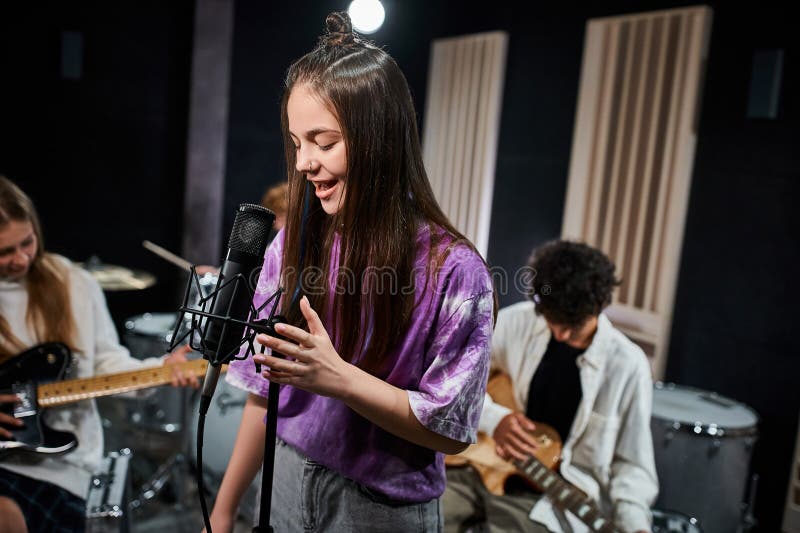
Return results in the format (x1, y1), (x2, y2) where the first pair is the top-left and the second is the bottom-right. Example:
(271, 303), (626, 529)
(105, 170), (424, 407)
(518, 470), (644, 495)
(0, 176), (77, 361)
(279, 12), (484, 374)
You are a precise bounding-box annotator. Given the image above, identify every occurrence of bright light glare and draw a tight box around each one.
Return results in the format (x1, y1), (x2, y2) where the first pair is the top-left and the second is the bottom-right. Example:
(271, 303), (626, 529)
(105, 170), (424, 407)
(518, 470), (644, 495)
(348, 0), (385, 34)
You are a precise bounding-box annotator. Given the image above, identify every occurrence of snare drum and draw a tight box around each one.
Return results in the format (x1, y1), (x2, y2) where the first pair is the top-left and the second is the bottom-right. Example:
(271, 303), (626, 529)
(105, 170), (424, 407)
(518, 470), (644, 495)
(651, 383), (758, 533)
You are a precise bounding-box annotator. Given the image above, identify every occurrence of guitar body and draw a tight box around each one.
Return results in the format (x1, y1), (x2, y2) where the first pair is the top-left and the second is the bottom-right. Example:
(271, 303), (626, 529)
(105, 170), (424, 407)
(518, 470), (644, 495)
(0, 343), (79, 458)
(446, 423), (562, 496)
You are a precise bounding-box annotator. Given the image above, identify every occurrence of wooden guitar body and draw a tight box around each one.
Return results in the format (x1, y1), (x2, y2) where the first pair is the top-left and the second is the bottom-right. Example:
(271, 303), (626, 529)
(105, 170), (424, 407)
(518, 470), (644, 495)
(446, 422), (562, 496)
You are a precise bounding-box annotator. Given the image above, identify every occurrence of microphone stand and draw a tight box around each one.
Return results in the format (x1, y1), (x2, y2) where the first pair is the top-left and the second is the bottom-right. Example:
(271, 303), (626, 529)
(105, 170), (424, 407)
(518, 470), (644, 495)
(168, 267), (287, 533)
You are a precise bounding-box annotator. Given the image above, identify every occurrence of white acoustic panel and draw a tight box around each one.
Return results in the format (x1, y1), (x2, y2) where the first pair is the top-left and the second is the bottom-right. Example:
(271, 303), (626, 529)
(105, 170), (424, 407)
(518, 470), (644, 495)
(561, 6), (713, 378)
(422, 31), (508, 257)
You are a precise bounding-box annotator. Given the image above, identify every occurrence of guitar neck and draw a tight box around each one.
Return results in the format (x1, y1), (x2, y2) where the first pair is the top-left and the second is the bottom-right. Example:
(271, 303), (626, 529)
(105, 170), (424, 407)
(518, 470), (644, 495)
(36, 359), (214, 407)
(513, 456), (622, 533)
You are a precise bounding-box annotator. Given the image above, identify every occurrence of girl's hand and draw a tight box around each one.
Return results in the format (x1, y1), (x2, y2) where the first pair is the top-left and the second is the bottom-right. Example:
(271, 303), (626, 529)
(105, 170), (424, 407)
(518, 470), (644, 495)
(0, 393), (23, 439)
(163, 344), (200, 389)
(253, 296), (353, 399)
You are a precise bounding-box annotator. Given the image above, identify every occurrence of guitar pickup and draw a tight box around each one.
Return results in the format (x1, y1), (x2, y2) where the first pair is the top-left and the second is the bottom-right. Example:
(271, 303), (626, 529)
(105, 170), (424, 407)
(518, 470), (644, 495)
(11, 382), (37, 418)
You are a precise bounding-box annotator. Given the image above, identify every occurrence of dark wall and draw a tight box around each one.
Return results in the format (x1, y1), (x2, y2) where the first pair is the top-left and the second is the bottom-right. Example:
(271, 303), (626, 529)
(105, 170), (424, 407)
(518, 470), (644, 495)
(223, 2), (332, 235)
(0, 2), (194, 326)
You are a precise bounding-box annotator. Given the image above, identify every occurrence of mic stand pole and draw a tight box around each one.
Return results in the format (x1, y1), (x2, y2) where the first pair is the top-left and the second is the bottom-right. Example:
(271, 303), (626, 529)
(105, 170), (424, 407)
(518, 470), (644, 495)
(253, 314), (286, 533)
(253, 340), (281, 533)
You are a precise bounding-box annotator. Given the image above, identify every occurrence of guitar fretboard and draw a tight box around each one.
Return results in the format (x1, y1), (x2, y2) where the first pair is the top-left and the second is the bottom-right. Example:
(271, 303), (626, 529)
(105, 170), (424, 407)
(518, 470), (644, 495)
(37, 359), (211, 407)
(513, 456), (622, 533)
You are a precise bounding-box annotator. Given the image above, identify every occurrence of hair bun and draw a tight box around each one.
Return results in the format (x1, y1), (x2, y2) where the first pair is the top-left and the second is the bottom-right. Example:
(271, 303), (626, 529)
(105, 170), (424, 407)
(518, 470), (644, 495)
(325, 12), (355, 46)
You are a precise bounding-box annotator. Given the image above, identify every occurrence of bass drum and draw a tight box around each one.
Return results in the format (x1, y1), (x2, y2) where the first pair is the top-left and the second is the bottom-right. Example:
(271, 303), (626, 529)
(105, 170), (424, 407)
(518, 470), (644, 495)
(190, 378), (259, 522)
(651, 383), (758, 533)
(652, 509), (702, 533)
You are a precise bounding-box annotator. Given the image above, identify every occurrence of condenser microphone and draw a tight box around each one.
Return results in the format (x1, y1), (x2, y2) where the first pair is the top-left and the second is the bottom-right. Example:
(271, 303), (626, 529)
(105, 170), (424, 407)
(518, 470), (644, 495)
(200, 203), (274, 405)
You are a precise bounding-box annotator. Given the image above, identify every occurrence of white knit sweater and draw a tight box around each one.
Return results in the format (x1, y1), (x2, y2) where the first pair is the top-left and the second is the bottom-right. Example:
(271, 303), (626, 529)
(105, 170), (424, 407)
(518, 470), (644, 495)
(0, 256), (163, 498)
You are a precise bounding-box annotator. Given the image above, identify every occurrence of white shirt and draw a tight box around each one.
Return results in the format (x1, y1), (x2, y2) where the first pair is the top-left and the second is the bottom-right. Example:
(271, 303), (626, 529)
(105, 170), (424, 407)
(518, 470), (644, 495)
(480, 301), (658, 533)
(0, 256), (163, 498)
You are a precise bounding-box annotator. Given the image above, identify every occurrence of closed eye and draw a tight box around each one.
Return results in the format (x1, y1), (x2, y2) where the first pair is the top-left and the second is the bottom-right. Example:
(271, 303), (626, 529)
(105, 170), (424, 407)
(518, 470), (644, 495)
(319, 143), (335, 151)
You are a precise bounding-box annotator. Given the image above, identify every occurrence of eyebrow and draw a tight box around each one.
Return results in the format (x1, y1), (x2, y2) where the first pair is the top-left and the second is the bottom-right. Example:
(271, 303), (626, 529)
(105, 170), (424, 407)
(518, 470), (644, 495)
(289, 128), (342, 139)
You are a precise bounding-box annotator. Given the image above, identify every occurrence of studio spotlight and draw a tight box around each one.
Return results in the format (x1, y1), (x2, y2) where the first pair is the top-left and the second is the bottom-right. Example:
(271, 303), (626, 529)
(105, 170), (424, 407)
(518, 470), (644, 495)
(348, 0), (385, 34)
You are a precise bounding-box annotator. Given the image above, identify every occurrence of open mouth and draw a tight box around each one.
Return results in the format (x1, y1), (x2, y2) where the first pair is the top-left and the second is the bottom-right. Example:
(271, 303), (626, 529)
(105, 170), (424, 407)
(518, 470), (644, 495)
(313, 179), (339, 199)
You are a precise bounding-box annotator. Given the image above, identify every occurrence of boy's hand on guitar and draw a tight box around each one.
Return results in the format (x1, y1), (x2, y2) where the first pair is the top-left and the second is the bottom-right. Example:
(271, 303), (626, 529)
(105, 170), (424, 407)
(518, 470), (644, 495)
(0, 393), (24, 439)
(163, 345), (200, 389)
(493, 412), (539, 462)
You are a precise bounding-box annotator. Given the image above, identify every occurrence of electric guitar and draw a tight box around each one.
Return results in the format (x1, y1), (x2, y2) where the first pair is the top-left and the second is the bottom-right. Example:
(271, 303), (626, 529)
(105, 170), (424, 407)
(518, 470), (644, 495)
(446, 372), (623, 533)
(0, 342), (217, 459)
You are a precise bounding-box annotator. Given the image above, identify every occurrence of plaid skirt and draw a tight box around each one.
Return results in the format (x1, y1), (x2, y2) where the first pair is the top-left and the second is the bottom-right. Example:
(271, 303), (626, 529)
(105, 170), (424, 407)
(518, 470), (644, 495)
(0, 467), (85, 533)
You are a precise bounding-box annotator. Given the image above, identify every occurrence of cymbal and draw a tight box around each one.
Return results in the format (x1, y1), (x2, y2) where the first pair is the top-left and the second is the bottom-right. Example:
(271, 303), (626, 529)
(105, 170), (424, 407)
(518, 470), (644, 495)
(78, 257), (156, 291)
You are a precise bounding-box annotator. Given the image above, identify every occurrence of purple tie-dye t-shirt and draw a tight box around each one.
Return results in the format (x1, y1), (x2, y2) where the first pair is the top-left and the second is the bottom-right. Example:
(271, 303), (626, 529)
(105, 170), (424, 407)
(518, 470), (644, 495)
(226, 224), (493, 502)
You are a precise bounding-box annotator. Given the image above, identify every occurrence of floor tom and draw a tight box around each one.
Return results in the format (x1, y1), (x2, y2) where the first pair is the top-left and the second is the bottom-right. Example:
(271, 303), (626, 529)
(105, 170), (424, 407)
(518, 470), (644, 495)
(651, 383), (758, 533)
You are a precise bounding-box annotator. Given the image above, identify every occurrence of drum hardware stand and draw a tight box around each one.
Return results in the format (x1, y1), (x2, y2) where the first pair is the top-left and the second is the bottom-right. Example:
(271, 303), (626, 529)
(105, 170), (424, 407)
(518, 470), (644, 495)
(126, 387), (197, 519)
(127, 452), (187, 511)
(86, 448), (134, 533)
(740, 473), (759, 532)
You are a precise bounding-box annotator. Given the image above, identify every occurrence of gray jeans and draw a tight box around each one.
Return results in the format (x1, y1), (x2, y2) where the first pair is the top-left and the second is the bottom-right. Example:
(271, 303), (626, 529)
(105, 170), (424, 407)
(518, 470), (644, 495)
(259, 439), (442, 532)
